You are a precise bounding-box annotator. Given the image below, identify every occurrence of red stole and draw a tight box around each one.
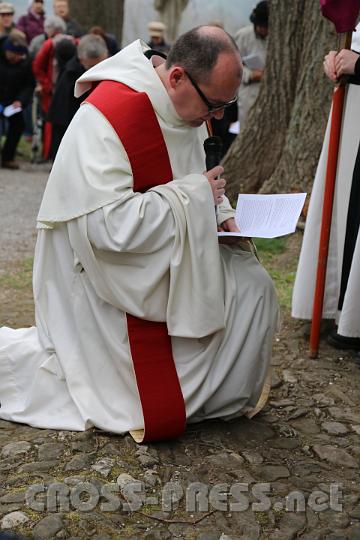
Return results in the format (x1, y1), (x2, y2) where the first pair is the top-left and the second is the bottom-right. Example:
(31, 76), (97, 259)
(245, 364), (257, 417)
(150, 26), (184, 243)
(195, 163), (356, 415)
(85, 80), (186, 442)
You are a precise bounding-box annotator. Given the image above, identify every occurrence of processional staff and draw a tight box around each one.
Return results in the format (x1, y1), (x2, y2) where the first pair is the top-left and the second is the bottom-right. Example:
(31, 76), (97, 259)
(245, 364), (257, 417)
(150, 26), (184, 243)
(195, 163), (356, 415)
(309, 0), (360, 358)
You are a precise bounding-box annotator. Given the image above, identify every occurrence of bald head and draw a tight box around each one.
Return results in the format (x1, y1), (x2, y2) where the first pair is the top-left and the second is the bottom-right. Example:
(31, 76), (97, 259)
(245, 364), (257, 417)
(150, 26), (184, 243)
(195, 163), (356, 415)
(157, 25), (242, 127)
(166, 25), (242, 83)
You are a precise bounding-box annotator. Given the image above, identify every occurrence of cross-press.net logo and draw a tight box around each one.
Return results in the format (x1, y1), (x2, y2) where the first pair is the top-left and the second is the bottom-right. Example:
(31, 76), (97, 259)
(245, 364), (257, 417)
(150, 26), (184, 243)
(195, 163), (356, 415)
(25, 481), (344, 513)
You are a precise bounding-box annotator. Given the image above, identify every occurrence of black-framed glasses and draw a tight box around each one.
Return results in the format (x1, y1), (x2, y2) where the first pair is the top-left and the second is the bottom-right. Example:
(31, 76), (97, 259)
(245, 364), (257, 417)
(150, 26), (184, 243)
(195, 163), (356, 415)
(185, 71), (237, 113)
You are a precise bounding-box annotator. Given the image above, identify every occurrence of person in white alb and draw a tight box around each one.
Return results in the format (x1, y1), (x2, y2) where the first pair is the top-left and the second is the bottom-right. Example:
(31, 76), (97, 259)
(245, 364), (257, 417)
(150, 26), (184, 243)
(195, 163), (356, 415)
(234, 0), (268, 129)
(292, 23), (360, 353)
(0, 26), (278, 440)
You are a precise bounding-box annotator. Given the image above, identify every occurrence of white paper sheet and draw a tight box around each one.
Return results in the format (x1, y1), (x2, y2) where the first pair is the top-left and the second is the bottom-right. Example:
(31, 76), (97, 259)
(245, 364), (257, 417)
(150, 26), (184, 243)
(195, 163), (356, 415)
(218, 193), (307, 239)
(242, 53), (265, 71)
(228, 121), (240, 135)
(3, 105), (22, 118)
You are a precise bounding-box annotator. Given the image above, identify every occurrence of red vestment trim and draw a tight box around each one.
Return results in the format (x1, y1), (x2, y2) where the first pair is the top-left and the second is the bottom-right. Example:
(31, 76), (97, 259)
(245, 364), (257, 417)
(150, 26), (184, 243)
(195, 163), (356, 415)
(85, 80), (186, 442)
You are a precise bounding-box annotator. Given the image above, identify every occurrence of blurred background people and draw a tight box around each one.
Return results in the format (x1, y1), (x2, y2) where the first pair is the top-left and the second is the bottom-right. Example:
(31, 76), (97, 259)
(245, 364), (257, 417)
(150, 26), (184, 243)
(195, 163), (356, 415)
(17, 0), (45, 44)
(235, 0), (268, 129)
(48, 33), (108, 159)
(32, 14), (74, 159)
(29, 13), (66, 57)
(53, 0), (83, 38)
(0, 3), (16, 38)
(17, 0), (46, 141)
(207, 20), (238, 157)
(147, 20), (170, 54)
(89, 25), (119, 56)
(0, 30), (35, 168)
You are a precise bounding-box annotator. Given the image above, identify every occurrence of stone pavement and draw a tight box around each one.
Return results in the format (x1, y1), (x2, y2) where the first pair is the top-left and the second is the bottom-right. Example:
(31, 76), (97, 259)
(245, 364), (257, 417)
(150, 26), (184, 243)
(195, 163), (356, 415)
(0, 164), (48, 264)
(1, 166), (360, 539)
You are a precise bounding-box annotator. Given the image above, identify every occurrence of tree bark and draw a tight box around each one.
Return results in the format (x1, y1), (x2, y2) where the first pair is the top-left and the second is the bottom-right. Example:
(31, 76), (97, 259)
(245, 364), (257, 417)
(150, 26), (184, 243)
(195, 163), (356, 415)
(223, 0), (337, 202)
(68, 0), (124, 44)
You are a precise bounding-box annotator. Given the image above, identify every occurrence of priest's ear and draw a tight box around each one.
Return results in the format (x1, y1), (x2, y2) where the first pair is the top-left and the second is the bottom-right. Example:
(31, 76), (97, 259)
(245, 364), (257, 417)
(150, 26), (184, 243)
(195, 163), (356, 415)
(168, 66), (187, 90)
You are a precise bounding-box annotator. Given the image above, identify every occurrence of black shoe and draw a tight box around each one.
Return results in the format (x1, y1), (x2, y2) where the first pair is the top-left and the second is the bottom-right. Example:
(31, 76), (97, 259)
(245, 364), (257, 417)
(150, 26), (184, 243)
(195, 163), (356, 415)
(2, 160), (20, 170)
(327, 331), (360, 351)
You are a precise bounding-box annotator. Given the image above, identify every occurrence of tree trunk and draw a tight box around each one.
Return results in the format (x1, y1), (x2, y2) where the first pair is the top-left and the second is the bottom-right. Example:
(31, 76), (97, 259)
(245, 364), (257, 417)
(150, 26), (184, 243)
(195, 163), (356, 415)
(154, 0), (189, 42)
(68, 0), (124, 44)
(223, 0), (337, 202)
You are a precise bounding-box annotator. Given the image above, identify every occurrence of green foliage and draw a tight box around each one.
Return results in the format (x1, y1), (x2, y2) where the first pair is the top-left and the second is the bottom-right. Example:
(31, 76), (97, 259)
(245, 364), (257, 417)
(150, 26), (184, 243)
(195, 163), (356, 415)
(268, 269), (296, 311)
(17, 136), (33, 162)
(254, 235), (296, 311)
(0, 258), (33, 290)
(254, 237), (287, 260)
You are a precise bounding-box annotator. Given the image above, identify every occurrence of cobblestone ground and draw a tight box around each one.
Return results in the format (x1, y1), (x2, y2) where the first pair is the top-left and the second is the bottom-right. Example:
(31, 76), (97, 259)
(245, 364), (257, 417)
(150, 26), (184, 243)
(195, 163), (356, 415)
(1, 167), (360, 540)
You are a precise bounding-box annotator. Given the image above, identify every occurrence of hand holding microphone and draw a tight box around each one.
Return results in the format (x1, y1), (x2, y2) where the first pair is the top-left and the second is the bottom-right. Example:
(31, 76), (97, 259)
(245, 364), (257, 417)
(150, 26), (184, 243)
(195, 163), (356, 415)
(203, 136), (241, 240)
(203, 136), (226, 205)
(204, 165), (226, 205)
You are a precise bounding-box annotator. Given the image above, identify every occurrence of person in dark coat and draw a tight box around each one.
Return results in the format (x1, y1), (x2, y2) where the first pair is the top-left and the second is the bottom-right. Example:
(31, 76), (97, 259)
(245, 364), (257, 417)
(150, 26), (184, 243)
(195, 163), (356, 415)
(89, 26), (119, 56)
(54, 35), (76, 75)
(48, 33), (108, 160)
(17, 0), (45, 44)
(147, 21), (170, 54)
(0, 31), (35, 168)
(53, 0), (84, 38)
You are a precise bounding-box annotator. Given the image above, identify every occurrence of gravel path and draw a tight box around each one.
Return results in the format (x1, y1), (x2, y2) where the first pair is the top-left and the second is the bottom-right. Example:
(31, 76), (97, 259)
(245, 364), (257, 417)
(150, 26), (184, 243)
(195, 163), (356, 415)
(0, 164), (49, 264)
(1, 168), (360, 539)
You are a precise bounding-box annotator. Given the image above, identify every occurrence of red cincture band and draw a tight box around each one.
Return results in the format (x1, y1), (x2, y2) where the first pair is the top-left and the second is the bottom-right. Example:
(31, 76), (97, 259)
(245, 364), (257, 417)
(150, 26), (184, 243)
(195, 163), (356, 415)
(85, 81), (186, 442)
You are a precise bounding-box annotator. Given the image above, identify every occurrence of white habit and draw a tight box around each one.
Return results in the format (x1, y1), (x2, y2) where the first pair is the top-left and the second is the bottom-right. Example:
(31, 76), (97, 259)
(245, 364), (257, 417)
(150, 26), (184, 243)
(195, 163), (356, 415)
(292, 84), (360, 337)
(0, 41), (278, 434)
(235, 25), (267, 127)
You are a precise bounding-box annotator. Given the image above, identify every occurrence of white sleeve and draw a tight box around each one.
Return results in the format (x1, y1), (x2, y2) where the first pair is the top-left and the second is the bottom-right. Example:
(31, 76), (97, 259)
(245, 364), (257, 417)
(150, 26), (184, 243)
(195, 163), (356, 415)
(87, 191), (175, 254)
(217, 195), (235, 225)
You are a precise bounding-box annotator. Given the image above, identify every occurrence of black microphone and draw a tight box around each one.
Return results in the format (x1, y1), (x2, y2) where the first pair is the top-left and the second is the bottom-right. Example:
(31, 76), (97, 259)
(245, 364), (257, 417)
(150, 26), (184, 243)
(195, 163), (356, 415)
(204, 136), (223, 171)
(204, 136), (223, 217)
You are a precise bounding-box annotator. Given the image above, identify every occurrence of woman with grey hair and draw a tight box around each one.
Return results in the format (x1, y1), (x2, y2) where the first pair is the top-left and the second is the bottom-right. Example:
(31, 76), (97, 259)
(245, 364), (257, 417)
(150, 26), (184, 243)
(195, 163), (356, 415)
(29, 14), (66, 58)
(32, 15), (75, 159)
(77, 34), (108, 70)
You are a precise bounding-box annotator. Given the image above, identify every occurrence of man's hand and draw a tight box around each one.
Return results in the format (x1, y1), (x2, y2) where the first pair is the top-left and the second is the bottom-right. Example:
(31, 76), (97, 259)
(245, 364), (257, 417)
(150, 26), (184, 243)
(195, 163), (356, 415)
(335, 49), (359, 78)
(323, 50), (337, 82)
(218, 217), (243, 244)
(324, 50), (359, 82)
(218, 217), (239, 232)
(12, 100), (22, 109)
(250, 69), (263, 82)
(218, 217), (252, 245)
(204, 165), (226, 205)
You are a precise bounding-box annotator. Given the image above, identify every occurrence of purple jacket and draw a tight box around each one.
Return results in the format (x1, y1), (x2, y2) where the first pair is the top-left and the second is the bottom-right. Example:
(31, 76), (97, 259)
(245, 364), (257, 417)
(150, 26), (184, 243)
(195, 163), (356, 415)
(17, 10), (45, 44)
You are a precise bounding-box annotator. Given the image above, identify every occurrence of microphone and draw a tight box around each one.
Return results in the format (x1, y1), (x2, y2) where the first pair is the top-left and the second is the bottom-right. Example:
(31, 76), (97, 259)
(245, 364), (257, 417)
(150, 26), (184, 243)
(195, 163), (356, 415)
(204, 136), (223, 171)
(204, 136), (223, 216)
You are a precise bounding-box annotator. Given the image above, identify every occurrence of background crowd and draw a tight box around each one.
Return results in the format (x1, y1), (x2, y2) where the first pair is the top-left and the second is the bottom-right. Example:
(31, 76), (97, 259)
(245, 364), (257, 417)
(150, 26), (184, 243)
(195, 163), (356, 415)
(0, 0), (119, 168)
(0, 0), (269, 169)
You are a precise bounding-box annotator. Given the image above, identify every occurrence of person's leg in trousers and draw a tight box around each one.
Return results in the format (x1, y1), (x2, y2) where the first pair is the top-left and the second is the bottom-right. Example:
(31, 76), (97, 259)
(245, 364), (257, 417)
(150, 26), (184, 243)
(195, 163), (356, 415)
(2, 111), (25, 165)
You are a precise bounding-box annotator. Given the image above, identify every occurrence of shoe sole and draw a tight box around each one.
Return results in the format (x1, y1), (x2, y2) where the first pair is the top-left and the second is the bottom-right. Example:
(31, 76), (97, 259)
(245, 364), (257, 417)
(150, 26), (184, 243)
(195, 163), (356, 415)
(327, 334), (360, 351)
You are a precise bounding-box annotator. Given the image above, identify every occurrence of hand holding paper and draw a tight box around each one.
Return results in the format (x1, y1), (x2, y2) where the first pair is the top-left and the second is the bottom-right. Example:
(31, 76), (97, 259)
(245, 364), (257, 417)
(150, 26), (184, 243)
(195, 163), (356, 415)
(242, 53), (265, 71)
(3, 104), (22, 118)
(217, 193), (306, 239)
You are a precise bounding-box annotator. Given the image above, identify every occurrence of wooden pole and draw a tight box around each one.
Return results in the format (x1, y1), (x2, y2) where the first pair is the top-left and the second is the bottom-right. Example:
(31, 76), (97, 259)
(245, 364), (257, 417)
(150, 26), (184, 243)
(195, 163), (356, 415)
(309, 31), (353, 358)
